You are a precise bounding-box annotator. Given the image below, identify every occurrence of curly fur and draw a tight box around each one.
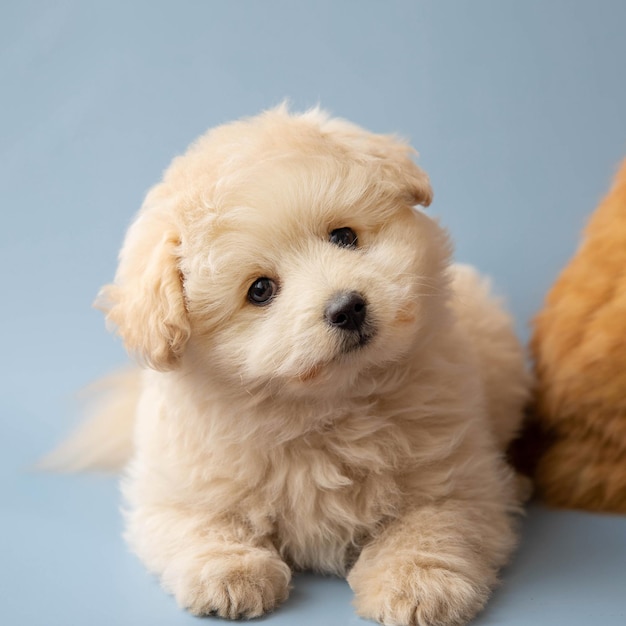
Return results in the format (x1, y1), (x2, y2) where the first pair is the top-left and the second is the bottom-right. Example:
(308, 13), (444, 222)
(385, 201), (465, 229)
(57, 106), (529, 625)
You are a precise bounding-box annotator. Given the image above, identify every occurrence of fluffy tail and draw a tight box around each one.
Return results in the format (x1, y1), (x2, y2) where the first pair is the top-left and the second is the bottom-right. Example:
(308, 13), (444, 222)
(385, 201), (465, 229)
(40, 368), (140, 472)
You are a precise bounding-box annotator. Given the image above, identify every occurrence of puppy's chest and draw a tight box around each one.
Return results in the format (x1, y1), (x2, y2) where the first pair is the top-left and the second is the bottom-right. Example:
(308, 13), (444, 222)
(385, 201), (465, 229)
(248, 434), (403, 573)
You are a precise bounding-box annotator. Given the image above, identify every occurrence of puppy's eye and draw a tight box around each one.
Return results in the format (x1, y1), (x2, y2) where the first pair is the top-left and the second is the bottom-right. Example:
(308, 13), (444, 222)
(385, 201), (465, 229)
(247, 277), (278, 306)
(329, 227), (357, 248)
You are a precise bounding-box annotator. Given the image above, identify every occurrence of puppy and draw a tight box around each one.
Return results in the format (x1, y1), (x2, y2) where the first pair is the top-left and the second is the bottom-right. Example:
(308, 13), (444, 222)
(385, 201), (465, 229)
(60, 107), (529, 626)
(529, 158), (626, 513)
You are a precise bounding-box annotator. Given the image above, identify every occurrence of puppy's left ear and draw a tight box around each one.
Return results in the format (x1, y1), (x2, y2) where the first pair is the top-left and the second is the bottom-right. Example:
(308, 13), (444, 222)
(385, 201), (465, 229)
(96, 196), (190, 371)
(370, 135), (433, 208)
(326, 121), (433, 207)
(394, 155), (433, 208)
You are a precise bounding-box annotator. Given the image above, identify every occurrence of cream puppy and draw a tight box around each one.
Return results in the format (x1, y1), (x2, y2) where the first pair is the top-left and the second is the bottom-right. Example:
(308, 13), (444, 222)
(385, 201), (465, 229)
(64, 107), (529, 626)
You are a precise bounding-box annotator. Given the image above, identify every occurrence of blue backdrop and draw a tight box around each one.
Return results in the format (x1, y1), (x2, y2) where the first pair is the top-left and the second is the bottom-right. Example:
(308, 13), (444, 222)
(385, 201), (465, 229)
(2, 2), (625, 625)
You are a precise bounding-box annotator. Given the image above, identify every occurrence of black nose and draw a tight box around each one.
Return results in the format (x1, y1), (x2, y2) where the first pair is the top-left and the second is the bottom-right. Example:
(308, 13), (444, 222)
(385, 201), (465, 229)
(325, 291), (367, 332)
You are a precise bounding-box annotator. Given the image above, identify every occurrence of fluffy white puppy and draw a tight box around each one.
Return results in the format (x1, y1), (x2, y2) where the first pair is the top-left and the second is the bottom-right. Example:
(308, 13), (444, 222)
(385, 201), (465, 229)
(60, 107), (529, 626)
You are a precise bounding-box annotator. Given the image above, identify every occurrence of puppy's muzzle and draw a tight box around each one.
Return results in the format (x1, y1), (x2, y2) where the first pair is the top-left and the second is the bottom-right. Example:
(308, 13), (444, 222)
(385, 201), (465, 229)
(325, 291), (366, 332)
(324, 291), (373, 350)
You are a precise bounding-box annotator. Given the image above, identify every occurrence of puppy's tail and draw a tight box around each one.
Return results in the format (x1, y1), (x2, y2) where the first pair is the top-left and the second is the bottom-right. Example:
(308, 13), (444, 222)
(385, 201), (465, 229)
(39, 368), (140, 473)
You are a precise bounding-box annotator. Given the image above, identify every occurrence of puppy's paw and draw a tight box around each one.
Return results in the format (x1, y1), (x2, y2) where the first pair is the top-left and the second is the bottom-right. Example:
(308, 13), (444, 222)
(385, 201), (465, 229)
(349, 559), (489, 626)
(165, 549), (291, 619)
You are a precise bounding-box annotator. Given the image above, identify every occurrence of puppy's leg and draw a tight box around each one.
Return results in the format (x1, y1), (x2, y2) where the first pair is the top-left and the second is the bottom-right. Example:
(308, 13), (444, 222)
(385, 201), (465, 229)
(348, 498), (515, 626)
(125, 504), (291, 618)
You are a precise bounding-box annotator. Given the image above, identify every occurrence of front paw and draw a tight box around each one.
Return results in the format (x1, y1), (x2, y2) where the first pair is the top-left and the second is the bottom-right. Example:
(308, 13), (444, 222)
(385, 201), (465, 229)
(164, 548), (291, 619)
(349, 559), (489, 626)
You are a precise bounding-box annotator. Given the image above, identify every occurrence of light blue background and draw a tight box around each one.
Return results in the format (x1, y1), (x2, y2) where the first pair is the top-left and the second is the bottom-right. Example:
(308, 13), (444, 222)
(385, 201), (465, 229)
(2, 1), (625, 625)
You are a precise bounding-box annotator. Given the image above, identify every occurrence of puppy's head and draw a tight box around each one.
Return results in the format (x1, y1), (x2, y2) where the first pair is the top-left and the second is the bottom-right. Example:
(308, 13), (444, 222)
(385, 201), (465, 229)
(99, 107), (451, 397)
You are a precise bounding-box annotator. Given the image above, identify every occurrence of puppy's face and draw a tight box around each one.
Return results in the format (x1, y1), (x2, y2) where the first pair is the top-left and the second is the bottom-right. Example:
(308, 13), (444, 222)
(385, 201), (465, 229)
(101, 109), (451, 398)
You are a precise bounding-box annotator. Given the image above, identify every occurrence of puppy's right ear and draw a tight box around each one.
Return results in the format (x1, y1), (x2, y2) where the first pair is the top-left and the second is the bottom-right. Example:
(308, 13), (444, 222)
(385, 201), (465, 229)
(97, 199), (190, 371)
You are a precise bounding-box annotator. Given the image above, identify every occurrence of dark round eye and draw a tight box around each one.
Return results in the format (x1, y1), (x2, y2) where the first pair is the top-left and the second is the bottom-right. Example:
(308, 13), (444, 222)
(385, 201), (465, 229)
(247, 277), (278, 305)
(329, 227), (357, 248)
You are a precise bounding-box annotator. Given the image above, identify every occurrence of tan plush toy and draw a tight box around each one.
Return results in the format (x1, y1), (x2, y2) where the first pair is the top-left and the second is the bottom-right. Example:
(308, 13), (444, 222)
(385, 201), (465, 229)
(529, 158), (626, 513)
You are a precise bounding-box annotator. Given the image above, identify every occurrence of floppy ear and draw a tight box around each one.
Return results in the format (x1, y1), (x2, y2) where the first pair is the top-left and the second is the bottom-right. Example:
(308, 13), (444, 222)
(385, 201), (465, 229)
(320, 116), (433, 207)
(97, 200), (190, 371)
(366, 133), (433, 208)
(394, 154), (433, 208)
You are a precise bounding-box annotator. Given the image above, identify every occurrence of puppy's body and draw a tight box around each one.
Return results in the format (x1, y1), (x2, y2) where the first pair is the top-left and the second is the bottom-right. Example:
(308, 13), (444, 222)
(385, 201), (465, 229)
(74, 108), (529, 626)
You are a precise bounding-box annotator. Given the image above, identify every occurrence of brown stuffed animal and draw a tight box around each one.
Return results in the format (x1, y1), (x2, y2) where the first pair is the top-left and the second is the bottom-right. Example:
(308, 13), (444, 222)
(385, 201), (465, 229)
(528, 158), (626, 513)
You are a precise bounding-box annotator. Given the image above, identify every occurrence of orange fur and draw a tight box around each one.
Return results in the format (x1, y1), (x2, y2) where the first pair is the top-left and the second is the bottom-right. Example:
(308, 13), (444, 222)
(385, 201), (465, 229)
(530, 158), (626, 513)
